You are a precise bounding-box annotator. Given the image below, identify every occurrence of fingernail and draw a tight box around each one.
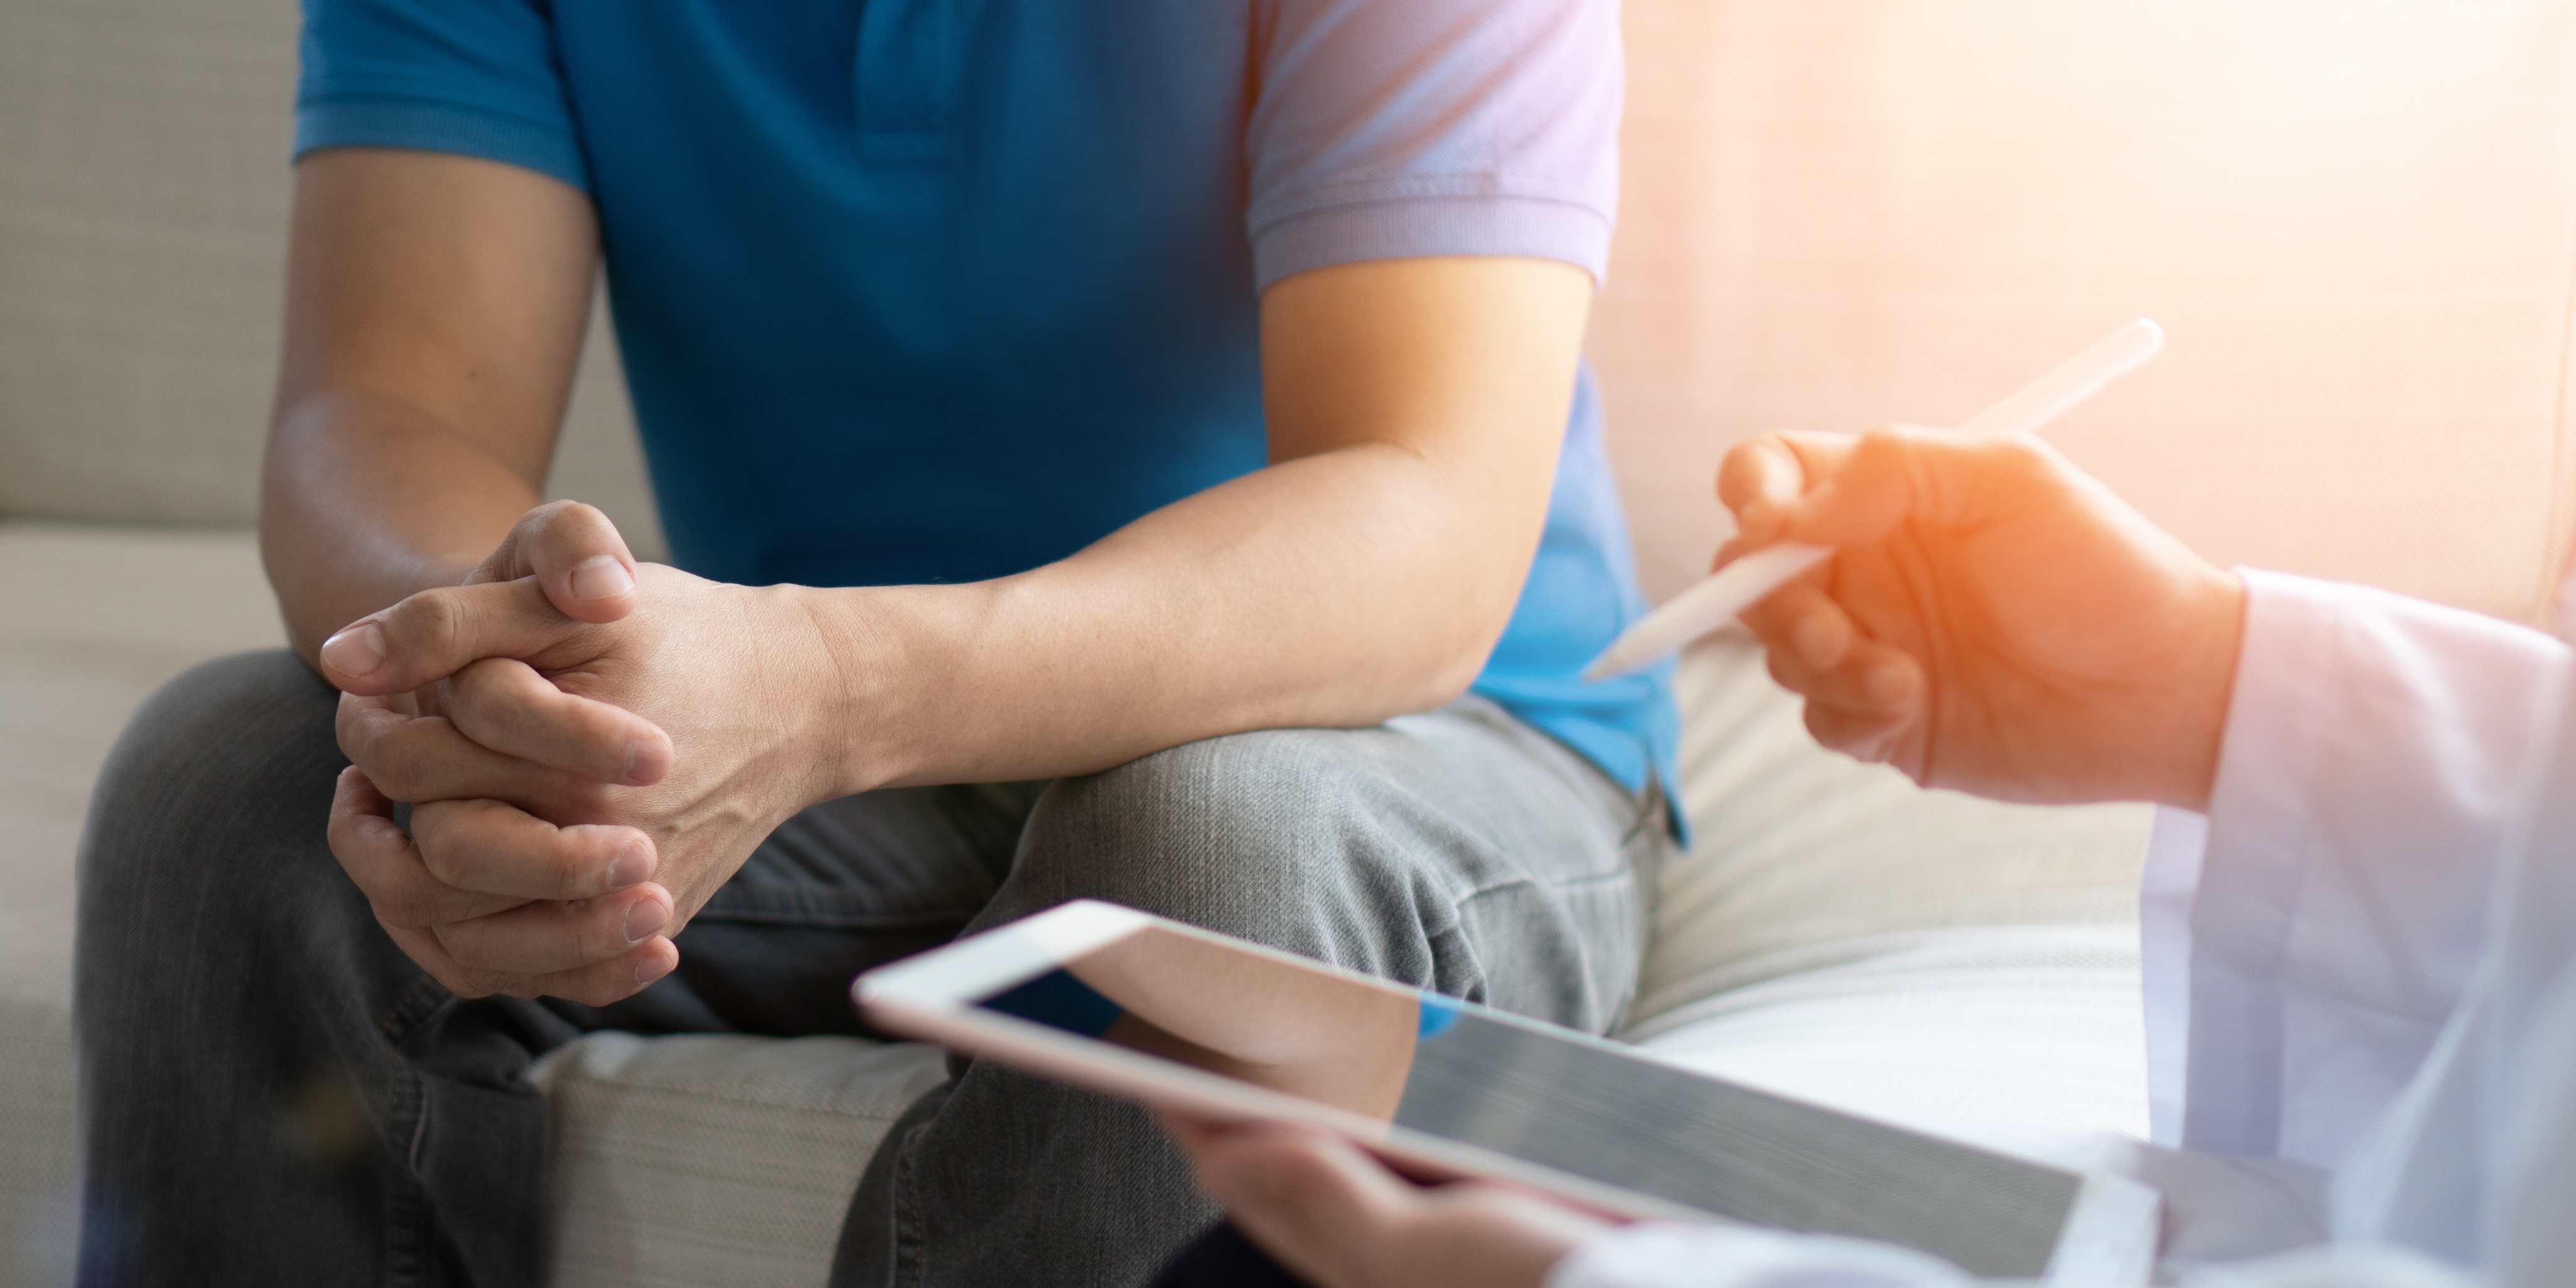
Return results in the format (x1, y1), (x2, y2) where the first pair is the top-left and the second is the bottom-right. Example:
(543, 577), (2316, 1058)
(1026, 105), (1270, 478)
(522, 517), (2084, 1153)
(572, 556), (635, 602)
(622, 736), (669, 785)
(635, 950), (671, 987)
(319, 622), (385, 676)
(606, 842), (651, 890)
(623, 898), (669, 944)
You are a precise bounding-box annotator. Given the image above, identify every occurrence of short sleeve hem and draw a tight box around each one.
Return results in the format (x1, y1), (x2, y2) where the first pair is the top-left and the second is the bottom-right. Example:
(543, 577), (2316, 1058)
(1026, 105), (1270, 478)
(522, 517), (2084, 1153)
(296, 95), (591, 194)
(1251, 193), (1612, 290)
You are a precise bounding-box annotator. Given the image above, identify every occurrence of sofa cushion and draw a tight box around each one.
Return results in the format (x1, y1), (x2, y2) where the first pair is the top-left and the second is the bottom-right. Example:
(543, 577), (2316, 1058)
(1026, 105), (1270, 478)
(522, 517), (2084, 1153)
(0, 0), (665, 555)
(1632, 925), (2147, 1142)
(533, 1034), (947, 1288)
(0, 0), (296, 526)
(1633, 631), (2151, 1028)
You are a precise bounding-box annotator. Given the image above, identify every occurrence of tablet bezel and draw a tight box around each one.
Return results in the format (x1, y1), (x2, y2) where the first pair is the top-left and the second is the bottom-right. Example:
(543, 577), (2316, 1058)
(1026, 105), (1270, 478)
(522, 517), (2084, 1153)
(855, 900), (1711, 1223)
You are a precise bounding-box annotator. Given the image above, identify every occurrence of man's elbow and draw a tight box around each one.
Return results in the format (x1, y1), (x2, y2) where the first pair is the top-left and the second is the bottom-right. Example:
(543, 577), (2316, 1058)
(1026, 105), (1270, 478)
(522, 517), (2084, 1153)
(1392, 622), (1510, 716)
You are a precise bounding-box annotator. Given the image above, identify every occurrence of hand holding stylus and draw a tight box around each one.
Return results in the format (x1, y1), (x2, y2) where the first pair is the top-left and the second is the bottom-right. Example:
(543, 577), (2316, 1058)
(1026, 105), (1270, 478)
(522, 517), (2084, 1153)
(1718, 417), (2246, 811)
(1585, 319), (2167, 680)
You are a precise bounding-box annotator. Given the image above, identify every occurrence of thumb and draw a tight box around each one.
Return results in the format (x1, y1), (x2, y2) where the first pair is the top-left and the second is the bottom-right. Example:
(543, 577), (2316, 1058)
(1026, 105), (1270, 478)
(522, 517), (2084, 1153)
(469, 501), (641, 625)
(319, 578), (584, 696)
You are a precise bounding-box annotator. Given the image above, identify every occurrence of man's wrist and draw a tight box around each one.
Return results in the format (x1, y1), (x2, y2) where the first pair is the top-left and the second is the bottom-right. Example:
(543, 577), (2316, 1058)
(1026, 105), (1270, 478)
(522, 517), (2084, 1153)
(778, 584), (881, 802)
(784, 581), (985, 801)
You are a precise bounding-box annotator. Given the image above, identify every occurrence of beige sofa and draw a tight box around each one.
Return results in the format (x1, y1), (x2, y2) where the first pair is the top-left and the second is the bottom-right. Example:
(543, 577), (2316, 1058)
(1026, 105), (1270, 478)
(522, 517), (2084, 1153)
(6, 1), (2570, 1284)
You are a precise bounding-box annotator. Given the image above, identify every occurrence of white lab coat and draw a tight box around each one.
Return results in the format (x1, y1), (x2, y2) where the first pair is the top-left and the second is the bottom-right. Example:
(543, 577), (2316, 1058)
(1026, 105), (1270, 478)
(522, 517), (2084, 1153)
(1550, 570), (2576, 1287)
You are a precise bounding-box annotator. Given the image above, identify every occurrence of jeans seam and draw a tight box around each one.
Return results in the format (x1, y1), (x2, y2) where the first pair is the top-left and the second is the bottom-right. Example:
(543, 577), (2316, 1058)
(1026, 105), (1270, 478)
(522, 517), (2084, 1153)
(1453, 863), (1634, 908)
(896, 1119), (928, 1288)
(384, 1066), (430, 1288)
(376, 977), (447, 1287)
(376, 974), (448, 1045)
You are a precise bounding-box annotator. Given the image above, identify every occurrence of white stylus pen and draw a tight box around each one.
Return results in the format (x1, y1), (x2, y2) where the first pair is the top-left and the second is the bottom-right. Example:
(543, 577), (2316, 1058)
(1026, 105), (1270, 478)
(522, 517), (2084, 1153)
(1581, 317), (2166, 681)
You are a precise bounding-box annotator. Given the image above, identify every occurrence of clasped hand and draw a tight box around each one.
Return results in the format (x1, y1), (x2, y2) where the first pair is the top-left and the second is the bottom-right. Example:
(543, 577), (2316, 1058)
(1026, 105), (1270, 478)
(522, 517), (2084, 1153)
(320, 503), (846, 1006)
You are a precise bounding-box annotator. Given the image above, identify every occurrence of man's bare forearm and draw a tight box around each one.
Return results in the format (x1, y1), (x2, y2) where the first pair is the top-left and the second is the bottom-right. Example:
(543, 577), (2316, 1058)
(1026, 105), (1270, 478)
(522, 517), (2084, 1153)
(260, 148), (600, 668)
(806, 257), (1592, 794)
(263, 390), (545, 663)
(806, 442), (1542, 792)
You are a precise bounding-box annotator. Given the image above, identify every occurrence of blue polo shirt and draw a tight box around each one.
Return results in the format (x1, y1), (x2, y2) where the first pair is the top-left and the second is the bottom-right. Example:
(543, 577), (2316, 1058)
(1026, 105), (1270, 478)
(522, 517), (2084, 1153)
(295, 0), (1678, 811)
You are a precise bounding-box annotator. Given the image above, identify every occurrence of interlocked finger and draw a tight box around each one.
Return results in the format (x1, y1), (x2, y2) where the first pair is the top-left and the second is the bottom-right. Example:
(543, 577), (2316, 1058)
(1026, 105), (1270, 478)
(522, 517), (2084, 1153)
(326, 767), (528, 930)
(385, 918), (678, 1007)
(336, 691), (607, 816)
(443, 656), (671, 785)
(410, 796), (656, 901)
(542, 936), (680, 1008)
(429, 881), (674, 980)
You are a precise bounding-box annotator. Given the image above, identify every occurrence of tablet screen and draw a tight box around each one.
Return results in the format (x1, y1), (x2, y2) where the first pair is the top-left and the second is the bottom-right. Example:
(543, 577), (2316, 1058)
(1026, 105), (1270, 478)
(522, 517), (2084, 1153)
(967, 922), (2080, 1279)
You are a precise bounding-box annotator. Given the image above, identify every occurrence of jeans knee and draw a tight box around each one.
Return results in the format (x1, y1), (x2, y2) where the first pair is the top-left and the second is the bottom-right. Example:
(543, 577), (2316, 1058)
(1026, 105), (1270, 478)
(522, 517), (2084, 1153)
(79, 649), (343, 923)
(1003, 726), (1463, 986)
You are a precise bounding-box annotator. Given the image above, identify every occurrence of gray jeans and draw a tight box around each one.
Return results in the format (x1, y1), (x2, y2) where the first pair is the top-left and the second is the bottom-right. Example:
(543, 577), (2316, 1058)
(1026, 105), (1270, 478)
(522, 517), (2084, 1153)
(77, 650), (1661, 1287)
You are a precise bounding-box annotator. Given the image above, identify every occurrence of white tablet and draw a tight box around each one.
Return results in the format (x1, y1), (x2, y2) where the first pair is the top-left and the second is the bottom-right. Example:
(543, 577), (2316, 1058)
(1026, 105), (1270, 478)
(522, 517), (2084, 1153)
(853, 900), (2157, 1284)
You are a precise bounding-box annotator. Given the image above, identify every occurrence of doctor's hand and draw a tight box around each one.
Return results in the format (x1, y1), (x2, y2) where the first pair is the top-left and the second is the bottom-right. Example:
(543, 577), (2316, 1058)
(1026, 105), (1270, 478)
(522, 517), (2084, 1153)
(319, 536), (850, 1004)
(1718, 429), (2245, 811)
(1162, 1114), (1608, 1288)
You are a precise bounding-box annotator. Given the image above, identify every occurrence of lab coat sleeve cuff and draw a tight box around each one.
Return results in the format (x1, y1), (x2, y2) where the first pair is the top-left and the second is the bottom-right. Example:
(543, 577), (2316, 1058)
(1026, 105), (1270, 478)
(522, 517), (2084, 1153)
(2170, 568), (2565, 1162)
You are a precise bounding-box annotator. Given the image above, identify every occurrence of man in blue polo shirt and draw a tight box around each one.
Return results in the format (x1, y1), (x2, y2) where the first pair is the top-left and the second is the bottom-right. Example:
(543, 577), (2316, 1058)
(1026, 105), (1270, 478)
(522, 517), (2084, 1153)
(75, 1), (1678, 1284)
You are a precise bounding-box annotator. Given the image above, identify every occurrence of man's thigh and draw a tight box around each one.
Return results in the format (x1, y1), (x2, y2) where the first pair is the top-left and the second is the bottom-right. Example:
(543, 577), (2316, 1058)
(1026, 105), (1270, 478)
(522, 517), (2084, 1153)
(986, 692), (1660, 1033)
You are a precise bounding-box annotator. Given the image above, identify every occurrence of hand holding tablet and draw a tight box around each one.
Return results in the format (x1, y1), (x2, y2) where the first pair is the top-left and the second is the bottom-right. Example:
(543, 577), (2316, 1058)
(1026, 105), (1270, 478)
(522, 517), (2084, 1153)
(856, 901), (2159, 1283)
